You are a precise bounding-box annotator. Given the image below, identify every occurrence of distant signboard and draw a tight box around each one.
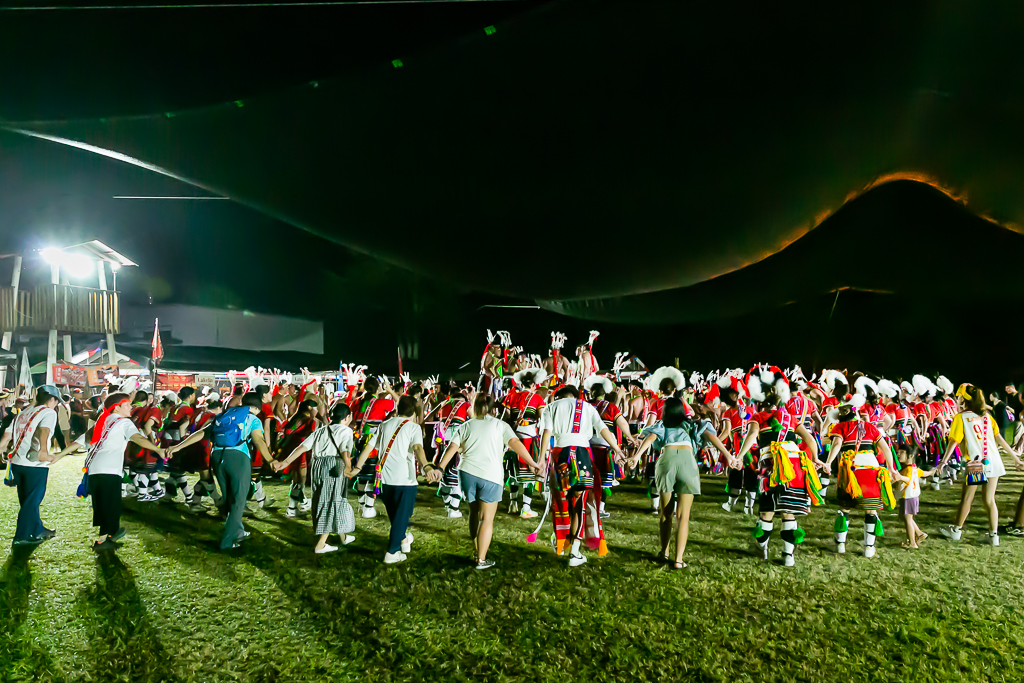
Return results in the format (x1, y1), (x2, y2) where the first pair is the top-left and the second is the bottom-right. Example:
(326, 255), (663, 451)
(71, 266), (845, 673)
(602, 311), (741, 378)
(52, 364), (88, 387)
(196, 373), (216, 390)
(157, 372), (194, 391)
(86, 364), (119, 387)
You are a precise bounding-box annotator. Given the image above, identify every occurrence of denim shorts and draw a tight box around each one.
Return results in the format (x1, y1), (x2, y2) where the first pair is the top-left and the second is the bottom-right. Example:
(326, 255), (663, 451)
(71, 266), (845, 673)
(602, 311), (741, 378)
(459, 471), (503, 504)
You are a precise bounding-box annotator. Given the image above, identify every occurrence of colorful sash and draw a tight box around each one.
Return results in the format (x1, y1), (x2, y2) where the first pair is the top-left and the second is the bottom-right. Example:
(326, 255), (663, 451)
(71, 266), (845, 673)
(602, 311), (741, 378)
(372, 418), (411, 496)
(11, 406), (49, 461)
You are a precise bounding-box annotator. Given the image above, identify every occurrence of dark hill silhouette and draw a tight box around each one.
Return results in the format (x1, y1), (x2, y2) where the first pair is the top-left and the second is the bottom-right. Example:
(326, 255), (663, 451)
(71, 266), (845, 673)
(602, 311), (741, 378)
(543, 180), (1024, 324)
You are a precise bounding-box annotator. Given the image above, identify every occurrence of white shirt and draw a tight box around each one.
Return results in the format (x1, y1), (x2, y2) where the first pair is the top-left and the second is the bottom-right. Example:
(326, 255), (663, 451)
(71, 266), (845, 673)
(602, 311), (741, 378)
(10, 406), (58, 468)
(539, 397), (606, 448)
(449, 416), (517, 485)
(369, 416), (423, 486)
(87, 417), (140, 476)
(300, 424), (355, 458)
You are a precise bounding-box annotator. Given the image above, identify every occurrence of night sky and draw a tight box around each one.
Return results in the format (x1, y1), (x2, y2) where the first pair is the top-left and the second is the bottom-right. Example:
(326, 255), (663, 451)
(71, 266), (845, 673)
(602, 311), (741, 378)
(3, 0), (1024, 386)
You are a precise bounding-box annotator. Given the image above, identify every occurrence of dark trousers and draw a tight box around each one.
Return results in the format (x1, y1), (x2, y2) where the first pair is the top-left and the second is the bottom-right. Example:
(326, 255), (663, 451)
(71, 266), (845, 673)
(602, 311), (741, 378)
(12, 464), (48, 541)
(379, 484), (417, 553)
(89, 474), (122, 536)
(213, 448), (251, 550)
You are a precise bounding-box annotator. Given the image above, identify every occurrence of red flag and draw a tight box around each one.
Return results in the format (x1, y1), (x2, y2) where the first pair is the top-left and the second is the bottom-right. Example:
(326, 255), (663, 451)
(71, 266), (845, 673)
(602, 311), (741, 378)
(151, 318), (164, 364)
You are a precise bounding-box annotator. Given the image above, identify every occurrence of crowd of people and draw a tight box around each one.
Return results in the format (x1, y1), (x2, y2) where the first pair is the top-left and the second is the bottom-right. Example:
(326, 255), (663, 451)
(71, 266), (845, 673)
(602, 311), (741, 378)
(2, 329), (1024, 571)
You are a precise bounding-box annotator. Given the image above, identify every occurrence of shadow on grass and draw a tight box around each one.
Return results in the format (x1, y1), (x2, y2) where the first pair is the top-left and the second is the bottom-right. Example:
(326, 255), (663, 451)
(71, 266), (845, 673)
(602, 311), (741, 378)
(77, 551), (179, 683)
(0, 545), (65, 680)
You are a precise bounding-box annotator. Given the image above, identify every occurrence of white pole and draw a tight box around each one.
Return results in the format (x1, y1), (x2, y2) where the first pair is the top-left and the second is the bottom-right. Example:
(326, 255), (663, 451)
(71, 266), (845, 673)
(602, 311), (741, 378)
(61, 274), (73, 362)
(96, 261), (118, 365)
(0, 255), (22, 388)
(47, 262), (59, 385)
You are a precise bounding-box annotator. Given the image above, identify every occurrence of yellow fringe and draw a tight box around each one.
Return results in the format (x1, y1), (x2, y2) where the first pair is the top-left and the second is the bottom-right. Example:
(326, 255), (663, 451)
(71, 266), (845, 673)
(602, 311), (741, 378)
(769, 442), (797, 487)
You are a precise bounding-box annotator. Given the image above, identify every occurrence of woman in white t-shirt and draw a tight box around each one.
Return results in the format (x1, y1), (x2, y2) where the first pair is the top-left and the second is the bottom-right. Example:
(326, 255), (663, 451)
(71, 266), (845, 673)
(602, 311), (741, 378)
(938, 384), (1023, 546)
(275, 402), (357, 554)
(0, 386), (82, 545)
(349, 396), (440, 564)
(438, 394), (539, 570)
(84, 393), (165, 551)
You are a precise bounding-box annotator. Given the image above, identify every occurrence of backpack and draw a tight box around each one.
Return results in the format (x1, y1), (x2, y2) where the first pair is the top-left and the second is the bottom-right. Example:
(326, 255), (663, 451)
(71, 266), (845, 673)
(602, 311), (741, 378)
(212, 406), (252, 449)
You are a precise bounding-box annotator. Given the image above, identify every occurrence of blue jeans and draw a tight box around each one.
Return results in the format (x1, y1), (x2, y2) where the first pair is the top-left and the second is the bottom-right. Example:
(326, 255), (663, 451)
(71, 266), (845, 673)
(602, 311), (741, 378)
(12, 465), (49, 541)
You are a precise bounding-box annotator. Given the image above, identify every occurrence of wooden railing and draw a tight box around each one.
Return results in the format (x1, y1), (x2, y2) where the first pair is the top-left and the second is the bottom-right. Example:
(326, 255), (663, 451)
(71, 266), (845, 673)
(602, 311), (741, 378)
(0, 285), (119, 334)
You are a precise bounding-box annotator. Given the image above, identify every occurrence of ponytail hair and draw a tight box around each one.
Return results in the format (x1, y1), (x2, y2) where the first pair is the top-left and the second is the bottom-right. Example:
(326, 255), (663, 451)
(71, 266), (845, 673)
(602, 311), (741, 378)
(964, 384), (989, 415)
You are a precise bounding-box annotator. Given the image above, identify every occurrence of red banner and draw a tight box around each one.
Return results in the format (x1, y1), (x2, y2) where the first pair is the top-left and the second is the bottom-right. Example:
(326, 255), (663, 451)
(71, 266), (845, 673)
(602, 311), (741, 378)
(52, 364), (88, 387)
(157, 372), (194, 391)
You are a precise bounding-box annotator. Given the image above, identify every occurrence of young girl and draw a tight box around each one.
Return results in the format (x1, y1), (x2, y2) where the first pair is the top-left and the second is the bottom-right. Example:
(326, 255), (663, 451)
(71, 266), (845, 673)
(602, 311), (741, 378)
(896, 446), (934, 549)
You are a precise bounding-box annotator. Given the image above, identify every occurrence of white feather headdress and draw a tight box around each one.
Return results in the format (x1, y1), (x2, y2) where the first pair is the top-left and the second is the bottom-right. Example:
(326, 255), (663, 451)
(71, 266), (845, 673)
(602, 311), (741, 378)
(854, 376), (878, 398)
(513, 367), (548, 388)
(583, 374), (614, 395)
(746, 374), (766, 402)
(936, 375), (954, 395)
(900, 380), (916, 397)
(646, 366), (686, 394)
(876, 379), (899, 398)
(822, 370), (848, 395)
(912, 374), (936, 399)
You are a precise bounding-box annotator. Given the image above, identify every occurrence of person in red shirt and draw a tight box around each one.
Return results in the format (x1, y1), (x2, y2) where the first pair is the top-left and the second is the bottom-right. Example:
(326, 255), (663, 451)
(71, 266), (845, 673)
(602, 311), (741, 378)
(735, 371), (822, 567)
(504, 368), (548, 518)
(277, 399), (320, 517)
(823, 399), (900, 558)
(127, 390), (166, 502)
(161, 387), (197, 503)
(720, 386), (757, 514)
(352, 376), (398, 518)
(183, 398), (223, 512)
(434, 387), (472, 518)
(585, 375), (633, 521)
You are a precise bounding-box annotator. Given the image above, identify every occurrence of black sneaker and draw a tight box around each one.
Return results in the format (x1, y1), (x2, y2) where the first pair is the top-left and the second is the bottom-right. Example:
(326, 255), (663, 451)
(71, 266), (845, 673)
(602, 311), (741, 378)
(39, 528), (56, 540)
(92, 538), (120, 552)
(12, 537), (44, 547)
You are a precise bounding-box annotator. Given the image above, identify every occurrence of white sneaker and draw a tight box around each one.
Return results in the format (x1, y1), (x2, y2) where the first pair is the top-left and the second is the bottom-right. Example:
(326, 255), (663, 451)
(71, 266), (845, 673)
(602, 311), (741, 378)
(610, 479), (620, 487)
(384, 551), (407, 564)
(568, 552), (588, 567)
(721, 501), (733, 512)
(286, 507), (297, 518)
(520, 507), (538, 519)
(315, 544), (339, 554)
(446, 509), (463, 519)
(864, 545), (876, 559)
(342, 535), (356, 545)
(784, 554), (795, 567)
(836, 542), (845, 555)
(756, 539), (769, 561)
(989, 532), (1000, 547)
(361, 505), (377, 519)
(257, 496), (275, 510)
(401, 533), (414, 554)
(940, 525), (963, 541)
(300, 499), (312, 513)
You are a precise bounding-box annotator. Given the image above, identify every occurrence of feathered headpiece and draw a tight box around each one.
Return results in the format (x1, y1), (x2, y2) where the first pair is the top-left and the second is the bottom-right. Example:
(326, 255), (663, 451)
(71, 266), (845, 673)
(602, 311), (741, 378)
(822, 370), (848, 396)
(583, 374), (614, 395)
(854, 376), (878, 398)
(912, 374), (936, 399)
(550, 331), (567, 350)
(935, 375), (954, 395)
(900, 380), (916, 398)
(513, 367), (548, 388)
(244, 366), (266, 388)
(646, 366), (686, 394)
(876, 379), (899, 399)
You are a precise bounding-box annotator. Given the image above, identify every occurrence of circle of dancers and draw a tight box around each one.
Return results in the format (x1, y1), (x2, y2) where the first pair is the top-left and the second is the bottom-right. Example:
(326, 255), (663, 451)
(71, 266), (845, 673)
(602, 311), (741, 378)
(2, 329), (1023, 570)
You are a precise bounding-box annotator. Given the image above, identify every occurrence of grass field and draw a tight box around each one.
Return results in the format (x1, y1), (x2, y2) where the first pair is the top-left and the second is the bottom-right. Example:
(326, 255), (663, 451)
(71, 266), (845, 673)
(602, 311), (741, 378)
(3, 457), (1024, 683)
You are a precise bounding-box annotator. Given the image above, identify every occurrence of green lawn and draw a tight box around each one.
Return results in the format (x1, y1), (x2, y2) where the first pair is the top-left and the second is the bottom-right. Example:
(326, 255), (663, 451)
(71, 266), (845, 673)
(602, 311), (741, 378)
(3, 457), (1024, 682)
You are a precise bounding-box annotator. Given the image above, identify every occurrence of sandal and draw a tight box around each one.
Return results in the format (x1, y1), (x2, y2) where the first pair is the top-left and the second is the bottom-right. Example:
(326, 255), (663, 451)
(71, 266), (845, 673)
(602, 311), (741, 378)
(1006, 526), (1024, 537)
(916, 531), (928, 543)
(671, 561), (688, 569)
(900, 540), (917, 549)
(657, 554), (670, 564)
